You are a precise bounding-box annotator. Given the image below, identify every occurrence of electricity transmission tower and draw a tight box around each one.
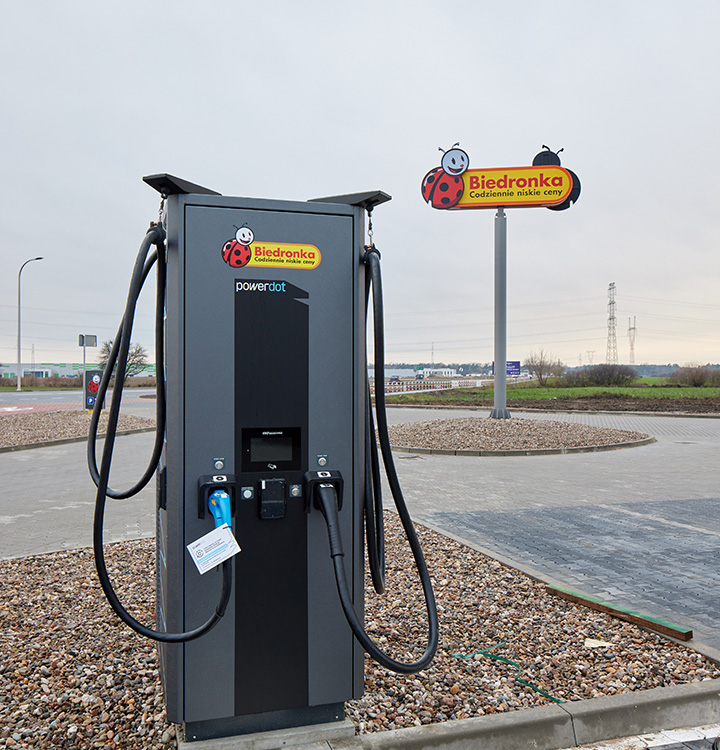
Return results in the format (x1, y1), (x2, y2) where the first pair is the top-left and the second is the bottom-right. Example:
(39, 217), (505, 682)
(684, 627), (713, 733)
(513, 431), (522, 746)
(606, 282), (617, 365)
(628, 316), (637, 365)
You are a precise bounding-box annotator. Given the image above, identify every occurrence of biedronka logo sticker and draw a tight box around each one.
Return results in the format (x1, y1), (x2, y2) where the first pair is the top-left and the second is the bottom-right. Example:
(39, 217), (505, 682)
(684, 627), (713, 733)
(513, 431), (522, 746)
(220, 225), (321, 270)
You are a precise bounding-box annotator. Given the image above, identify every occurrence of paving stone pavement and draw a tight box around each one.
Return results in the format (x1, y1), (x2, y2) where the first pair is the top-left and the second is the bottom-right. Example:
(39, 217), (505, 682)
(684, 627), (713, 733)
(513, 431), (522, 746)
(385, 407), (720, 656)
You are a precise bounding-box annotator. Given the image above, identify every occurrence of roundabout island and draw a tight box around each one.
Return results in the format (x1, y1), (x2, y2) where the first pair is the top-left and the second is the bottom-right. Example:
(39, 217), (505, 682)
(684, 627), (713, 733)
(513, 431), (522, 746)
(388, 416), (655, 456)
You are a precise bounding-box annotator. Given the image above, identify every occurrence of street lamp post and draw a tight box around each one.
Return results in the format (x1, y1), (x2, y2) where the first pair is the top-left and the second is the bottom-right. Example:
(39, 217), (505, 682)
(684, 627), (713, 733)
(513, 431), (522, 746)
(17, 257), (44, 391)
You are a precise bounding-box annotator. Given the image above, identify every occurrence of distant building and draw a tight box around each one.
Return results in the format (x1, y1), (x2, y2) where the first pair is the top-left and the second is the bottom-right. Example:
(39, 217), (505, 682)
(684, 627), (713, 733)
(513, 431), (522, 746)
(0, 363), (156, 378)
(423, 368), (458, 378)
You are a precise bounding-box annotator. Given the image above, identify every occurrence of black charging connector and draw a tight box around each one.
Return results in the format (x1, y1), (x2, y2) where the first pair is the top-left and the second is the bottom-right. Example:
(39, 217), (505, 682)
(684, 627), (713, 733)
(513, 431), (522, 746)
(303, 470), (344, 514)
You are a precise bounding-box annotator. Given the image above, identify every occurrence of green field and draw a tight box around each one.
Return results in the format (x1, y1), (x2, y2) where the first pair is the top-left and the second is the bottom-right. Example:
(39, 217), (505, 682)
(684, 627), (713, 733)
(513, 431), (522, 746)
(511, 385), (719, 399)
(387, 383), (720, 405)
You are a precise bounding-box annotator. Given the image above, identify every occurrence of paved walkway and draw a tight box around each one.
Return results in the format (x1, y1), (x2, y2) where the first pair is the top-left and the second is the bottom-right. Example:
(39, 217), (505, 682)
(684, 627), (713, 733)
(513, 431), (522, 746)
(0, 433), (157, 557)
(0, 389), (157, 556)
(385, 407), (720, 657)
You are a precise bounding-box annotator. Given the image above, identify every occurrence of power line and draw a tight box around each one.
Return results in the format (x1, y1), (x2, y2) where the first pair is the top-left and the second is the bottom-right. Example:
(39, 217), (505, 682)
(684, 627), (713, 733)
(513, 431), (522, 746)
(382, 296), (606, 318)
(385, 311), (601, 334)
(623, 296), (720, 310)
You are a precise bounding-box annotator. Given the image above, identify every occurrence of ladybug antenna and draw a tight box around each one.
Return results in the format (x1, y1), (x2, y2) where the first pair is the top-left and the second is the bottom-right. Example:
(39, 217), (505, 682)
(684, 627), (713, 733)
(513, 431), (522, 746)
(556, 147), (564, 155)
(439, 142), (461, 154)
(541, 145), (550, 151)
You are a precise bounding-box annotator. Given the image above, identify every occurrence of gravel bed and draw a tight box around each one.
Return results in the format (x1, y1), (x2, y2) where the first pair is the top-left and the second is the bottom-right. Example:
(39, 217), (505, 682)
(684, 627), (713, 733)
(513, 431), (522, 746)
(0, 412), (156, 450)
(2, 516), (717, 748)
(388, 417), (648, 452)
(0, 543), (172, 749)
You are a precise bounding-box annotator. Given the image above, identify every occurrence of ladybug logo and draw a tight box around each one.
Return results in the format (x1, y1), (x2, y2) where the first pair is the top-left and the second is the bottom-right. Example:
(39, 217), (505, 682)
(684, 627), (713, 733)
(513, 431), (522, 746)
(221, 224), (255, 268)
(531, 145), (581, 211)
(421, 143), (469, 209)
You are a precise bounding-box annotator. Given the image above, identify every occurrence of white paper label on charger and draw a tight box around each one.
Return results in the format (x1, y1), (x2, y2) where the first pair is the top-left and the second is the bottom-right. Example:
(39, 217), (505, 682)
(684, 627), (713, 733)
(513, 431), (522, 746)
(187, 524), (241, 575)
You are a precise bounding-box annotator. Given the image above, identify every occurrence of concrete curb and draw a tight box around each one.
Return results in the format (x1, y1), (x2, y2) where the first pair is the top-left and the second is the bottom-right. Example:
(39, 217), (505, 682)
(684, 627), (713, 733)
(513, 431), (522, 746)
(0, 427), (156, 454)
(328, 680), (720, 750)
(333, 703), (573, 750)
(391, 435), (656, 457)
(565, 679), (720, 745)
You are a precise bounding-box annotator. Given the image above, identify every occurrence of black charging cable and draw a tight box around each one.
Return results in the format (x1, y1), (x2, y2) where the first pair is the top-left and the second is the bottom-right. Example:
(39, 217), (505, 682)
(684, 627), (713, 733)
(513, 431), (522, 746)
(89, 223), (232, 642)
(314, 244), (439, 674)
(87, 241), (165, 498)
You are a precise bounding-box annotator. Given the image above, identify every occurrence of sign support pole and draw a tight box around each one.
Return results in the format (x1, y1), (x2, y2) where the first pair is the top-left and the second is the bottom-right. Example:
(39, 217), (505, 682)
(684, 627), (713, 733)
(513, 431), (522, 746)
(490, 207), (511, 419)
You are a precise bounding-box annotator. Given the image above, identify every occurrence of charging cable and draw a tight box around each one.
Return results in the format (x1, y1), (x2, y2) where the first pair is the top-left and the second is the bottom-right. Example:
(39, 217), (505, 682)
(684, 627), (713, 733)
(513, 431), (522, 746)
(313, 242), (439, 674)
(89, 223), (232, 642)
(315, 481), (437, 674)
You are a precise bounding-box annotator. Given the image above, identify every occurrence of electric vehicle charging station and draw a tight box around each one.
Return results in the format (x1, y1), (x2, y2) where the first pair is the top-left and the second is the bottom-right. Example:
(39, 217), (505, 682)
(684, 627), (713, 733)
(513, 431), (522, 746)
(160, 179), (373, 739)
(89, 174), (438, 744)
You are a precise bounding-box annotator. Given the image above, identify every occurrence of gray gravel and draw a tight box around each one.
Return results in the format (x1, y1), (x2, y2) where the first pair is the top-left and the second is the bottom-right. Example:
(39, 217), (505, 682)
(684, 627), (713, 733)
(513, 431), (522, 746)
(388, 417), (648, 452)
(1, 519), (717, 748)
(0, 542), (173, 749)
(0, 412), (155, 450)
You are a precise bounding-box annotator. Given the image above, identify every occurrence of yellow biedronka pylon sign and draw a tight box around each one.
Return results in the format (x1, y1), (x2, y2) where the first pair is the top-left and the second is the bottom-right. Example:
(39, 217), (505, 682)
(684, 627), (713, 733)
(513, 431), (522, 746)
(421, 143), (581, 419)
(420, 143), (580, 211)
(455, 165), (571, 209)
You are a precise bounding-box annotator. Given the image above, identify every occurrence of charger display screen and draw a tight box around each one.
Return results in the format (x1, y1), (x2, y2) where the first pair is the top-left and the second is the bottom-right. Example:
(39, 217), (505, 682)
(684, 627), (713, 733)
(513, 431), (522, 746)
(250, 435), (293, 463)
(241, 426), (302, 472)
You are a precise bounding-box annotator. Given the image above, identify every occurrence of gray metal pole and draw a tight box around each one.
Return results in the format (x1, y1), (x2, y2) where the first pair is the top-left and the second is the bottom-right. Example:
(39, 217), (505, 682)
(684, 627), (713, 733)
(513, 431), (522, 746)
(490, 208), (510, 419)
(16, 257), (43, 392)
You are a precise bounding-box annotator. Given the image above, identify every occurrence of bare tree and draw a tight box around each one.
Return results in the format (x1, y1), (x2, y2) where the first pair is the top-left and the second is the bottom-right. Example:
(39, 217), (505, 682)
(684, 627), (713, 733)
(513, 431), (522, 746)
(524, 350), (565, 387)
(97, 340), (148, 381)
(670, 365), (718, 387)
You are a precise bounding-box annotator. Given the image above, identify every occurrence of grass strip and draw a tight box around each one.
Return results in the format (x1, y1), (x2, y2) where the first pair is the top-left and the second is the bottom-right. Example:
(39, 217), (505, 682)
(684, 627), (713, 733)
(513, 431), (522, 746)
(546, 585), (693, 641)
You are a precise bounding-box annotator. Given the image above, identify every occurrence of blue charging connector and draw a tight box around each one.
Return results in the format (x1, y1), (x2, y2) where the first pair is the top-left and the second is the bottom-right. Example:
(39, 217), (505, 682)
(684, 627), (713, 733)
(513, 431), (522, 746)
(208, 490), (232, 529)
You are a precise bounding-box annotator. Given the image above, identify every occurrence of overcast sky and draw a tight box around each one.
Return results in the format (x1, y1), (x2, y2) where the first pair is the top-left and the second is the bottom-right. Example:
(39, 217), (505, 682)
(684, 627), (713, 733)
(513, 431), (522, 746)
(1, 0), (718, 369)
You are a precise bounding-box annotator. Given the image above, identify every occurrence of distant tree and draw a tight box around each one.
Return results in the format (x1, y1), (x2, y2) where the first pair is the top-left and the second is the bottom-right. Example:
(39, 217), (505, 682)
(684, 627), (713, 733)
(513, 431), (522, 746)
(588, 364), (638, 386)
(524, 350), (565, 387)
(562, 364), (638, 387)
(669, 365), (719, 387)
(97, 340), (148, 381)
